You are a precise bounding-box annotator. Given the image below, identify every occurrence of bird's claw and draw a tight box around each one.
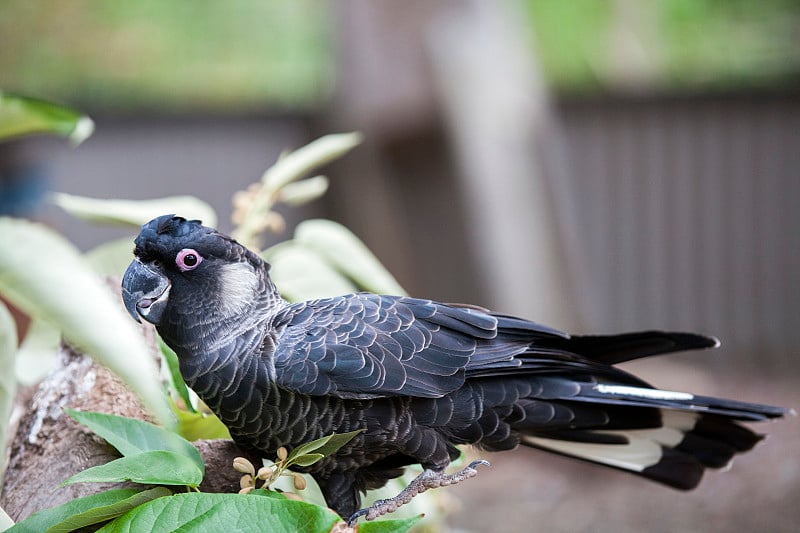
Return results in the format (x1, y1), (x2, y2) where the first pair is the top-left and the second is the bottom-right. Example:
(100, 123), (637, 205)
(346, 459), (491, 526)
(346, 508), (369, 528)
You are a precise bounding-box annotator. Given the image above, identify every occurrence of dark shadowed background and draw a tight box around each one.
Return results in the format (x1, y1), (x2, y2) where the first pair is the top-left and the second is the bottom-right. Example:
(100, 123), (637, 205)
(1, 1), (798, 531)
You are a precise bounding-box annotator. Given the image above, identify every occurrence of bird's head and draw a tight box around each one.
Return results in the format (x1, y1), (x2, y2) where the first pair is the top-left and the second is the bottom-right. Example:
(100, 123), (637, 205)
(121, 214), (272, 328)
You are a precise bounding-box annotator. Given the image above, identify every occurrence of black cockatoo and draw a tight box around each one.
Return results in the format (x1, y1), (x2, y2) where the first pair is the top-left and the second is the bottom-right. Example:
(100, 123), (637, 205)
(121, 215), (787, 526)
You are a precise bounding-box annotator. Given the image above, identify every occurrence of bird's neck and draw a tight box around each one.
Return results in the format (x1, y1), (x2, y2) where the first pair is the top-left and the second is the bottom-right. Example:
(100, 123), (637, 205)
(162, 296), (287, 428)
(173, 314), (276, 398)
(158, 261), (287, 394)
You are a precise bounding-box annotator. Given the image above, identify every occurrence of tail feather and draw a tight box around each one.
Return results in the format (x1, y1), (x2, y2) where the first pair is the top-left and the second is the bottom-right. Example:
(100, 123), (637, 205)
(573, 383), (786, 421)
(691, 415), (765, 451)
(520, 410), (739, 490)
(641, 448), (705, 490)
(538, 331), (720, 365)
(676, 433), (737, 468)
(516, 383), (788, 490)
(475, 328), (789, 491)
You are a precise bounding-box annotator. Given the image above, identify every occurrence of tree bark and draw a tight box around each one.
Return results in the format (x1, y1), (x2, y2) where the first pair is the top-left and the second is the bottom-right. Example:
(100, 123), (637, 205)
(0, 330), (261, 522)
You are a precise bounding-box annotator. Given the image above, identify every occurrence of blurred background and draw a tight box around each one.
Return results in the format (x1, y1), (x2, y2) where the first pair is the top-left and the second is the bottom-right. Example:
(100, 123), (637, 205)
(1, 0), (798, 531)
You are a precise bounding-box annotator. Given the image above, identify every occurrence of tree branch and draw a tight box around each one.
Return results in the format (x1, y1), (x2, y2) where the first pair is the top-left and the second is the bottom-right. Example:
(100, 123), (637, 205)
(0, 330), (260, 522)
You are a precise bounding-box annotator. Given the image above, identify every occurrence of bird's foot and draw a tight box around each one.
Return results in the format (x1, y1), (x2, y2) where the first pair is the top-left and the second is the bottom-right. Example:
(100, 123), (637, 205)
(346, 459), (490, 527)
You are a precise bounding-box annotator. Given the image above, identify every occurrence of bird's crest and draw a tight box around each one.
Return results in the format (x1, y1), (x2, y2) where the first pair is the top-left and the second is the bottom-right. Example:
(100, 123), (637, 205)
(150, 214), (204, 237)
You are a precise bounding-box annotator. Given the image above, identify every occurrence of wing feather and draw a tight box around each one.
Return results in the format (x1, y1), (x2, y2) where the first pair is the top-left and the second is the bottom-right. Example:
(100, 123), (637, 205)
(271, 293), (568, 398)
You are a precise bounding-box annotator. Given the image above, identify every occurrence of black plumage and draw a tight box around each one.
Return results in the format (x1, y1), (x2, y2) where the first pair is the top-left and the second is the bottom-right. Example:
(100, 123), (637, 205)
(121, 215), (788, 524)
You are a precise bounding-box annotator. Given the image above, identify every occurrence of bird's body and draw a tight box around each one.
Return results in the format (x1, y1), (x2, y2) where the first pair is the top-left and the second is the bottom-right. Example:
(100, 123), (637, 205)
(122, 215), (788, 524)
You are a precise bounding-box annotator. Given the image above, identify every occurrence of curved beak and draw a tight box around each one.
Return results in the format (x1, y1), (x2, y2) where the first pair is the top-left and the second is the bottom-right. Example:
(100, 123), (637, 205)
(121, 259), (171, 325)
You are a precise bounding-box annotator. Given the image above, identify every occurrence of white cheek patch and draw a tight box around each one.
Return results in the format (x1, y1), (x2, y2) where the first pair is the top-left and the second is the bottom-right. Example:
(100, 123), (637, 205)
(217, 263), (259, 315)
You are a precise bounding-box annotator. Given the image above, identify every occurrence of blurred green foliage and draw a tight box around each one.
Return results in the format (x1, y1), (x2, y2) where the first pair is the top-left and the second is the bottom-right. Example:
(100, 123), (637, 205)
(0, 0), (796, 111)
(523, 0), (800, 93)
(0, 0), (332, 111)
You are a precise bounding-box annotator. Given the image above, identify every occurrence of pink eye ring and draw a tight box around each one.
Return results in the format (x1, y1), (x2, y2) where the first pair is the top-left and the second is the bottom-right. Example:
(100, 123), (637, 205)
(176, 248), (203, 271)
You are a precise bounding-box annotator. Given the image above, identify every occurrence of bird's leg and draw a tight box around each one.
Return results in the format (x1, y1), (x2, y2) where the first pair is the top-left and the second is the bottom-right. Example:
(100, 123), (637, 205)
(346, 460), (491, 527)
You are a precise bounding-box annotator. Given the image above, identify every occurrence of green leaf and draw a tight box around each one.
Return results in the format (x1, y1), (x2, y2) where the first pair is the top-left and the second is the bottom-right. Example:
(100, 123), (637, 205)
(0, 92), (94, 145)
(173, 406), (231, 442)
(359, 515), (423, 533)
(286, 434), (333, 461)
(287, 453), (324, 468)
(295, 219), (407, 295)
(97, 492), (340, 533)
(307, 429), (365, 459)
(287, 429), (364, 463)
(0, 218), (171, 425)
(249, 488), (287, 499)
(263, 241), (358, 301)
(63, 451), (203, 487)
(51, 193), (218, 229)
(6, 487), (170, 533)
(65, 410), (203, 473)
(158, 337), (195, 414)
(0, 300), (17, 488)
(160, 336), (233, 441)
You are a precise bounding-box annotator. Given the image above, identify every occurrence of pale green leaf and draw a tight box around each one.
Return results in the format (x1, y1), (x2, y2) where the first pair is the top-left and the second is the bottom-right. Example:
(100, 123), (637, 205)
(0, 300), (17, 489)
(295, 219), (406, 295)
(0, 218), (171, 425)
(85, 237), (137, 278)
(232, 132), (362, 247)
(0, 92), (93, 145)
(5, 487), (170, 533)
(97, 492), (340, 533)
(0, 505), (13, 530)
(14, 318), (59, 385)
(270, 471), (328, 508)
(262, 133), (362, 197)
(65, 409), (203, 473)
(51, 193), (217, 229)
(263, 241), (357, 302)
(63, 451), (202, 487)
(277, 175), (329, 207)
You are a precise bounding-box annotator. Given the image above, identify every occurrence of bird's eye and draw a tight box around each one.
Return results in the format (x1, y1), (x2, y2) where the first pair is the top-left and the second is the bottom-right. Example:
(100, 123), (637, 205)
(176, 248), (203, 271)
